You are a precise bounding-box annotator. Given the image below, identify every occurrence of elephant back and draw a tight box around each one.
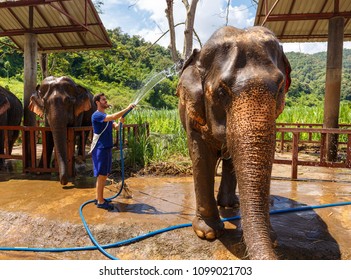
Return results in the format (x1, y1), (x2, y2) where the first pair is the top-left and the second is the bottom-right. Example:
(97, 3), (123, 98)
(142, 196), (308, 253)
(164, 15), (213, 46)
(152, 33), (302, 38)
(0, 86), (23, 126)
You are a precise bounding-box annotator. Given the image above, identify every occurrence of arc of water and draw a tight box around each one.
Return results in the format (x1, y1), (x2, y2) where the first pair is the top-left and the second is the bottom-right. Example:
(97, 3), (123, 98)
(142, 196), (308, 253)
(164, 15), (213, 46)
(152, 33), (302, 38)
(132, 63), (181, 105)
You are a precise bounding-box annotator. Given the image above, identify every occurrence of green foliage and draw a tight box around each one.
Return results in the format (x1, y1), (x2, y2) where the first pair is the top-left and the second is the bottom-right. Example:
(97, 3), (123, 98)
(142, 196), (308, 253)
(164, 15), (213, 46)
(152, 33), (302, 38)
(124, 109), (188, 165)
(284, 50), (351, 106)
(0, 38), (23, 78)
(0, 29), (177, 110)
(3, 26), (351, 169)
(2, 28), (351, 110)
(0, 77), (25, 102)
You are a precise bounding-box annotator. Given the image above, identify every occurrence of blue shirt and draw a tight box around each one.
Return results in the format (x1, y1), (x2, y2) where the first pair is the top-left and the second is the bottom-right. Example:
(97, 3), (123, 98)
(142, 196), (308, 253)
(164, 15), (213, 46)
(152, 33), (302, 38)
(91, 110), (114, 149)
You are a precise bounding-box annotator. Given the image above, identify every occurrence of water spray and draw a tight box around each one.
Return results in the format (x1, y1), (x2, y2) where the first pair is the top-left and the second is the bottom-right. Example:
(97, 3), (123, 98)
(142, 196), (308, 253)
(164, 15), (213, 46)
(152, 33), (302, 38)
(132, 62), (181, 105)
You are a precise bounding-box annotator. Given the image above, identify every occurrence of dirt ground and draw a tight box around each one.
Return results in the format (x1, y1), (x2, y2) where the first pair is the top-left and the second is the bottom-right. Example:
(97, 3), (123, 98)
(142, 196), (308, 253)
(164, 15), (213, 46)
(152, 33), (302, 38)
(0, 157), (351, 260)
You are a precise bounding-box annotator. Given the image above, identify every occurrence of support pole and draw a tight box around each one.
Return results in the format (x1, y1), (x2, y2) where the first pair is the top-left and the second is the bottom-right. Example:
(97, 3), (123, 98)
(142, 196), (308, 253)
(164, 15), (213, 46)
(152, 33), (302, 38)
(23, 6), (38, 169)
(23, 32), (38, 127)
(323, 16), (344, 161)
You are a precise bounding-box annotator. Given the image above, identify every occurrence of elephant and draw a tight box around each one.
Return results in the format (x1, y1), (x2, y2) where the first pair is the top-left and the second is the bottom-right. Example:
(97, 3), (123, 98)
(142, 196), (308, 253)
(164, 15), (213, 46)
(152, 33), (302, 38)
(0, 86), (23, 169)
(29, 76), (95, 185)
(176, 26), (291, 260)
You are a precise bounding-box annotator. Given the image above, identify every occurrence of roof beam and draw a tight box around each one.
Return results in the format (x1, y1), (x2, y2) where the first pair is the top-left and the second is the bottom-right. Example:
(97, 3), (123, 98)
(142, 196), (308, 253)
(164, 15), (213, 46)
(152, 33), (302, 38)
(261, 12), (351, 22)
(277, 33), (351, 40)
(0, 0), (71, 9)
(39, 43), (111, 52)
(0, 25), (86, 36)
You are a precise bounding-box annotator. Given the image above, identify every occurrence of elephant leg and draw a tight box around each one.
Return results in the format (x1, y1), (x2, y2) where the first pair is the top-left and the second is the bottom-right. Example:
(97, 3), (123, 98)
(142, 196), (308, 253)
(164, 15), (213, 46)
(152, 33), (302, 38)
(217, 158), (239, 208)
(189, 132), (224, 240)
(7, 130), (19, 155)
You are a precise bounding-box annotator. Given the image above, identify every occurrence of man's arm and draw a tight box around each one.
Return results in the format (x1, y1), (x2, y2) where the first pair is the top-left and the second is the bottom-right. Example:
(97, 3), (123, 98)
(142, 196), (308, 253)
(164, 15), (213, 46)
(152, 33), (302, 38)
(104, 104), (135, 122)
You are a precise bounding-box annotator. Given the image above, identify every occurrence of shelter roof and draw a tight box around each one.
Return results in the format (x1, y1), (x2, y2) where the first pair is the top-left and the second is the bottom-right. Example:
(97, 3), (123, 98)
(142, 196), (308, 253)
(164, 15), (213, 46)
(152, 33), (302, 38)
(0, 0), (112, 52)
(254, 0), (351, 42)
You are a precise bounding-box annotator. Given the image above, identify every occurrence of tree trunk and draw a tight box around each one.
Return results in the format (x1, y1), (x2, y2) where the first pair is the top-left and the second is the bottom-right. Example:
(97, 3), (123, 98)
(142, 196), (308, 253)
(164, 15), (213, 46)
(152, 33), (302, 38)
(182, 0), (199, 60)
(165, 0), (179, 62)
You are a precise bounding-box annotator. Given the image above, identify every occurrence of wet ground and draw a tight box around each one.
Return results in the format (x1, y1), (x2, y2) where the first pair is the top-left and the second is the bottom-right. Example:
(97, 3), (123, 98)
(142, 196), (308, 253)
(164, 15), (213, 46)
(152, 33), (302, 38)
(0, 159), (351, 260)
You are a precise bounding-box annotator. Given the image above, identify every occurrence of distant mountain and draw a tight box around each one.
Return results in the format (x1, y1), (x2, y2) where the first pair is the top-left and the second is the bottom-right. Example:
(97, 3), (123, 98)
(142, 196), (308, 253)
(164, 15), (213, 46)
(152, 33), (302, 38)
(285, 49), (351, 106)
(1, 31), (351, 109)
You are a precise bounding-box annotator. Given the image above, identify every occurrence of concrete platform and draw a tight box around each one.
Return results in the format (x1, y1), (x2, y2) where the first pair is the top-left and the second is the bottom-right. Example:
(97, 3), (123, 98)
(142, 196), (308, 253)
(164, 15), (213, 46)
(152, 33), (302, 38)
(0, 161), (351, 260)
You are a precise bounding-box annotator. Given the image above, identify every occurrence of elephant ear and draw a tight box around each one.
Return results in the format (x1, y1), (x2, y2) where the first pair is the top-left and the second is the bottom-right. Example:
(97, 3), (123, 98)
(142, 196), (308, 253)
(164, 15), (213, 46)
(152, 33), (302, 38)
(276, 50), (292, 118)
(74, 85), (92, 117)
(28, 85), (45, 118)
(0, 96), (10, 115)
(283, 52), (291, 93)
(177, 48), (207, 127)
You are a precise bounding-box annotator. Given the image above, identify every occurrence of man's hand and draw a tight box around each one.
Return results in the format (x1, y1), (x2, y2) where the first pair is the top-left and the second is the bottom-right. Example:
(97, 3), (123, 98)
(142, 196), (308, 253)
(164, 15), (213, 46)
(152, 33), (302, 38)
(128, 103), (136, 110)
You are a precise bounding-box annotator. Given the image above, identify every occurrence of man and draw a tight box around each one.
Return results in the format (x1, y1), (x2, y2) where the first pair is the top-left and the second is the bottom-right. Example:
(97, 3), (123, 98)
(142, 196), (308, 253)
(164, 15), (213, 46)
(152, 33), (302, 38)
(91, 93), (135, 210)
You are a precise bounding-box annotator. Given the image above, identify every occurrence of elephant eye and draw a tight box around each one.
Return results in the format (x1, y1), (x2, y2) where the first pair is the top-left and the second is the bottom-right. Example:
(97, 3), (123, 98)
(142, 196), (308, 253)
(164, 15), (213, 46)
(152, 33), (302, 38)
(217, 87), (226, 97)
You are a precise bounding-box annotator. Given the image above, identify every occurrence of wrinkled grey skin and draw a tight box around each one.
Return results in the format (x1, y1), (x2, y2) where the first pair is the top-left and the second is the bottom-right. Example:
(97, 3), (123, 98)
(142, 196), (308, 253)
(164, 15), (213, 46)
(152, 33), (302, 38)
(177, 26), (291, 260)
(29, 76), (95, 185)
(0, 86), (23, 169)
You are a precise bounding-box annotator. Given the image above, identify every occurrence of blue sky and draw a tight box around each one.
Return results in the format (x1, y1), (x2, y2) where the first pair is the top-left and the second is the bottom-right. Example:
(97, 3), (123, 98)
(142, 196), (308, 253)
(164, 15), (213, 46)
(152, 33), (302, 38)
(98, 0), (350, 54)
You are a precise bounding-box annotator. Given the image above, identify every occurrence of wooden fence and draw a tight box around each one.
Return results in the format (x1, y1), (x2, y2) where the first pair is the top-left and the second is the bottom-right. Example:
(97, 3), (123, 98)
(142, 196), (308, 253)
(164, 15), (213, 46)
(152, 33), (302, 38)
(275, 123), (351, 179)
(1, 123), (351, 180)
(0, 123), (149, 177)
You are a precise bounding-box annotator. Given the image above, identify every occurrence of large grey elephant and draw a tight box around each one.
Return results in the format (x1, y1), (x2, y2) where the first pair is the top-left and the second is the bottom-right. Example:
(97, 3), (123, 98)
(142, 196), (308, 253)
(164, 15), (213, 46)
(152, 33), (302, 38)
(177, 26), (291, 260)
(29, 76), (95, 185)
(0, 86), (23, 169)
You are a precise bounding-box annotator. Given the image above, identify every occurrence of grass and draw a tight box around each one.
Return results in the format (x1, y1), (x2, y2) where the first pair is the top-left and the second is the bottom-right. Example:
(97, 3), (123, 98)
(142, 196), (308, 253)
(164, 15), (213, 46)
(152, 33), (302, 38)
(0, 77), (25, 101)
(123, 103), (351, 169)
(123, 108), (189, 169)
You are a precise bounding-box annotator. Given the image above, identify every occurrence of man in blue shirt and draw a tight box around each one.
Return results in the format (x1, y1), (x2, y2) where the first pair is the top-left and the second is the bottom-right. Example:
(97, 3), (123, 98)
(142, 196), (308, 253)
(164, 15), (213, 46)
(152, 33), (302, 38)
(91, 93), (135, 210)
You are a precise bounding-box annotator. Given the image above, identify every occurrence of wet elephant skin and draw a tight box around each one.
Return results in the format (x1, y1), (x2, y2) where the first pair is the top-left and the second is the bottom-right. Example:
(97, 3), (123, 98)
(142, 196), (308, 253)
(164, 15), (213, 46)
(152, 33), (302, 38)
(0, 86), (23, 169)
(177, 25), (291, 259)
(29, 76), (96, 185)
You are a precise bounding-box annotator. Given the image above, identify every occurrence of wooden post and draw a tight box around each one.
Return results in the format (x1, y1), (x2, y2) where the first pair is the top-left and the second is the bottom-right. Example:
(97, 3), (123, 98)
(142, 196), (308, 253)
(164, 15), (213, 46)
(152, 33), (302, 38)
(39, 53), (48, 79)
(323, 16), (344, 161)
(291, 132), (299, 180)
(23, 6), (38, 169)
(347, 134), (351, 168)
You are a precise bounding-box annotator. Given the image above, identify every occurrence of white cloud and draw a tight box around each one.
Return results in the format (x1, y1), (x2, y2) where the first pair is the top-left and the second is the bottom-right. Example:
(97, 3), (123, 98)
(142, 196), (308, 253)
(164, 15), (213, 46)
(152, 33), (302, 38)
(99, 0), (351, 55)
(102, 0), (256, 52)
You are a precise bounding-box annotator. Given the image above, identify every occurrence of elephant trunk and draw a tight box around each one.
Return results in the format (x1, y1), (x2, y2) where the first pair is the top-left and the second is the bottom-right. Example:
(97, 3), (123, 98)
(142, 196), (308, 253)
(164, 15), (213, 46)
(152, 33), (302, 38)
(227, 91), (277, 260)
(51, 126), (68, 185)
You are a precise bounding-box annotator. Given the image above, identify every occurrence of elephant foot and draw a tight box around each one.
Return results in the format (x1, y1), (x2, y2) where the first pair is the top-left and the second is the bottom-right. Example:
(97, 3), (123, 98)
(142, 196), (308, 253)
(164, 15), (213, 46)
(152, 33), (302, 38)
(270, 228), (278, 247)
(217, 193), (239, 208)
(192, 216), (224, 240)
(60, 174), (68, 185)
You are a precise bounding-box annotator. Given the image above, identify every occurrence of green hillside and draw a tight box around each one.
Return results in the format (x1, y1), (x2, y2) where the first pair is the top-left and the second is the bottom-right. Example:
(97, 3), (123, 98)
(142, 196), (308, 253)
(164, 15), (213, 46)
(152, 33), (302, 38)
(1, 28), (351, 110)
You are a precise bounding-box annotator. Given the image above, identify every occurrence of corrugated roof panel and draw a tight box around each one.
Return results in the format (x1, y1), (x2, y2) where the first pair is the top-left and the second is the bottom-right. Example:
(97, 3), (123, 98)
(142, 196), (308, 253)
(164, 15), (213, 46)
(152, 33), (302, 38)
(0, 0), (112, 52)
(0, 9), (18, 29)
(39, 33), (62, 49)
(9, 7), (29, 29)
(255, 0), (351, 42)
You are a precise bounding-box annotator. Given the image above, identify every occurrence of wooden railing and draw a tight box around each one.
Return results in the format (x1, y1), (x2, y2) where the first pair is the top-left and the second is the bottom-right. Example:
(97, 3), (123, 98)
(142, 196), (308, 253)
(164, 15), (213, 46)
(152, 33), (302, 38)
(276, 123), (351, 151)
(275, 125), (351, 179)
(2, 123), (351, 180)
(0, 123), (149, 177)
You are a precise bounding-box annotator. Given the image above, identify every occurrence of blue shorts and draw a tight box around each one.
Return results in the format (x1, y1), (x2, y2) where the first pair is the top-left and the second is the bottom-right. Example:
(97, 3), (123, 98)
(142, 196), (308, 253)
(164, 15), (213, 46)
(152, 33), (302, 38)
(92, 148), (112, 177)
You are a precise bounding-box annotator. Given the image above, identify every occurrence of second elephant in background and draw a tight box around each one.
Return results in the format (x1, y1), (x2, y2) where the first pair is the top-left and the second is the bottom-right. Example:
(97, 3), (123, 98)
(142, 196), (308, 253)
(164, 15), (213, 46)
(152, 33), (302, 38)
(29, 76), (96, 185)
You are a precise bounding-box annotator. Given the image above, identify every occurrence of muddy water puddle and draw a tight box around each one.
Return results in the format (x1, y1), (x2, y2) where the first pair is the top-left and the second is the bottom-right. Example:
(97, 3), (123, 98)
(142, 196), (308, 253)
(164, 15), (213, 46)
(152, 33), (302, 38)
(0, 164), (351, 260)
